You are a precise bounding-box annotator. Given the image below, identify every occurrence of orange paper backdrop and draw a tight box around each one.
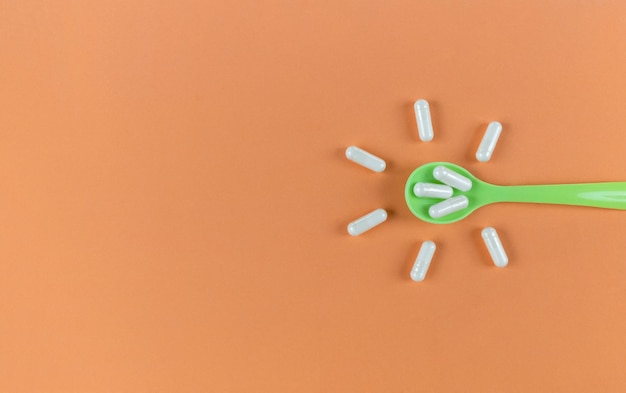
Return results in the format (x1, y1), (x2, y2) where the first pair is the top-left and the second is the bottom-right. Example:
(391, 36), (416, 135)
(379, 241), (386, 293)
(2, 1), (626, 391)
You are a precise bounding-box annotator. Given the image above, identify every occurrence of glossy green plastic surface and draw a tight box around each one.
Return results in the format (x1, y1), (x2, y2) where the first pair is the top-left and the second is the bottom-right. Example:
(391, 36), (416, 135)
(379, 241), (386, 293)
(405, 162), (626, 224)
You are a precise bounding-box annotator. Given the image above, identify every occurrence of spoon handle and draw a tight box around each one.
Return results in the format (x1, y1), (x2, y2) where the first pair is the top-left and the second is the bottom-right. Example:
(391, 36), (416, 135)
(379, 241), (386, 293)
(498, 182), (626, 210)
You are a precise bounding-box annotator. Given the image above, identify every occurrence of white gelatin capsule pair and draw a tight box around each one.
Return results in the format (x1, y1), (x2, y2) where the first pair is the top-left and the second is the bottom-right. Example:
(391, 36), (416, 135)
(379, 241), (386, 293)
(481, 227), (508, 267)
(345, 146), (386, 173)
(411, 241), (436, 282)
(347, 208), (388, 236)
(429, 195), (468, 219)
(433, 166), (472, 192)
(414, 99), (433, 142)
(476, 121), (503, 162)
(413, 182), (453, 199)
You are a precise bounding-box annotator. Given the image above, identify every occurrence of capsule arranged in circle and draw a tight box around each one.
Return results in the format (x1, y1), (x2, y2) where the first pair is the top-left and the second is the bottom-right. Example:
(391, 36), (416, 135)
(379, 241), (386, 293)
(345, 146), (386, 173)
(481, 227), (508, 267)
(413, 182), (453, 199)
(347, 208), (388, 236)
(410, 241), (436, 282)
(414, 99), (434, 142)
(428, 195), (469, 219)
(433, 165), (472, 192)
(476, 121), (503, 162)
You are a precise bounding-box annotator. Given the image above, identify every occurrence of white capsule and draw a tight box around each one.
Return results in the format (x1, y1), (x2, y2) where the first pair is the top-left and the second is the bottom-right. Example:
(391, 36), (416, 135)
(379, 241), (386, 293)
(345, 146), (386, 173)
(413, 182), (453, 199)
(347, 208), (388, 236)
(476, 121), (503, 162)
(414, 99), (433, 142)
(428, 195), (469, 219)
(410, 241), (436, 282)
(481, 227), (508, 267)
(433, 165), (472, 191)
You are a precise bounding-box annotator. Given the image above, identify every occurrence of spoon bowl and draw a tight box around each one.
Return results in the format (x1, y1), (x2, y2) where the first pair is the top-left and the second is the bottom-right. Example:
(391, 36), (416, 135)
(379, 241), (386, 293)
(405, 162), (491, 224)
(405, 161), (626, 224)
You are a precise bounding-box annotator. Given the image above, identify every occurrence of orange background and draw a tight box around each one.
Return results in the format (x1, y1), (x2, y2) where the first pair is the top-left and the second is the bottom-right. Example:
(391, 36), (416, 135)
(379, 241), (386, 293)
(2, 1), (626, 391)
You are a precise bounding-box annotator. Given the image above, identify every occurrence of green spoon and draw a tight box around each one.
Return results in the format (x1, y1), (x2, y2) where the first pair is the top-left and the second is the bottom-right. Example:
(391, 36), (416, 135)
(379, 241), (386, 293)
(405, 162), (626, 224)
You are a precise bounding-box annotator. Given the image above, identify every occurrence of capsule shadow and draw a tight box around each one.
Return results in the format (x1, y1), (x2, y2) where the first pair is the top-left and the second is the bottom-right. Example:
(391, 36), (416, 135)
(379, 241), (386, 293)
(405, 101), (419, 141)
(404, 242), (422, 281)
(428, 100), (441, 142)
